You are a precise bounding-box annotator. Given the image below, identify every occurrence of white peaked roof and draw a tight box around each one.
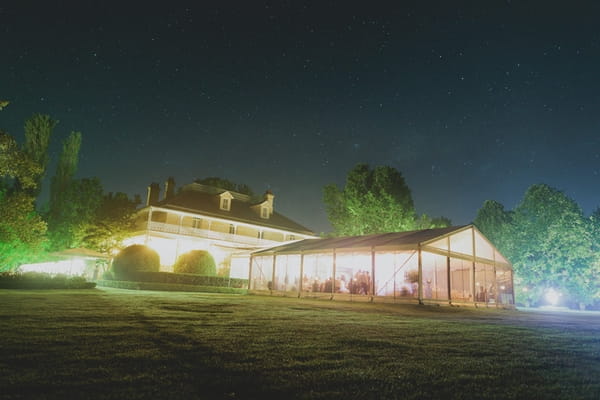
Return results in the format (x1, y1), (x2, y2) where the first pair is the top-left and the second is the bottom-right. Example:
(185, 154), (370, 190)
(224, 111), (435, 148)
(253, 225), (511, 267)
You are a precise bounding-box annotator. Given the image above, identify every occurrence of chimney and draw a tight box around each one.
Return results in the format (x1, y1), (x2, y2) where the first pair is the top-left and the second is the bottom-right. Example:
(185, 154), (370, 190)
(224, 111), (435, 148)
(264, 190), (274, 215)
(146, 182), (160, 206)
(164, 177), (175, 200)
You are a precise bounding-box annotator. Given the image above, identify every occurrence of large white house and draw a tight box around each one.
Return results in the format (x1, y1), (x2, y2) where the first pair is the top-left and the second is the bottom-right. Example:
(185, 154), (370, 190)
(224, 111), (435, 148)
(125, 178), (317, 274)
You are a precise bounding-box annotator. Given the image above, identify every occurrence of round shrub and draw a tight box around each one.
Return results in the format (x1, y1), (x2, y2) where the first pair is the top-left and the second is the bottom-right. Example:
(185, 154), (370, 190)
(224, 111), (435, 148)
(173, 250), (216, 275)
(112, 245), (160, 279)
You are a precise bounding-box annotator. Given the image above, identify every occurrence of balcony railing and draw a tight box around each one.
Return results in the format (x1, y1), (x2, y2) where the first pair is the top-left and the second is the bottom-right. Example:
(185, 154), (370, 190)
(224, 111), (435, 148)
(144, 221), (279, 247)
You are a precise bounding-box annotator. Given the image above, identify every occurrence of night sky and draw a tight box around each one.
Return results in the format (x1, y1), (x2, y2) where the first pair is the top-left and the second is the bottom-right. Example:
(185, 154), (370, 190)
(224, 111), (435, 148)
(2, 1), (600, 234)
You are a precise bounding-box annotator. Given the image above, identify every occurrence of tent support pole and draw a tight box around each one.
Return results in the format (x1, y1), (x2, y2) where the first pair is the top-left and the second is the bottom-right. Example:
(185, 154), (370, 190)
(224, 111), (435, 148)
(247, 255), (253, 290)
(370, 247), (376, 302)
(418, 245), (423, 304)
(472, 227), (477, 305)
(298, 253), (304, 298)
(271, 254), (277, 294)
(331, 249), (336, 300)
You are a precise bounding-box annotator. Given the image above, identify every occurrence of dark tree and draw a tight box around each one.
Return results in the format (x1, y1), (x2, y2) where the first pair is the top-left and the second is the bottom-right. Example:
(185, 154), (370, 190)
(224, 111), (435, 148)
(82, 192), (141, 254)
(22, 114), (57, 196)
(49, 177), (103, 250)
(473, 200), (512, 253)
(49, 131), (81, 216)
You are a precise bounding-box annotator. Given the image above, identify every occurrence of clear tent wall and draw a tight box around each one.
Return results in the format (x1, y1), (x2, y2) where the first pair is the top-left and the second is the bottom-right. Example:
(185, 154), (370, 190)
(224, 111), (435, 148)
(240, 225), (514, 306)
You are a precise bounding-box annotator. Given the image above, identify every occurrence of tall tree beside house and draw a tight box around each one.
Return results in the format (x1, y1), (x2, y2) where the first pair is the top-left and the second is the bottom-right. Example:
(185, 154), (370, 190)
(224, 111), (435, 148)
(49, 176), (104, 250)
(0, 130), (47, 270)
(48, 131), (83, 250)
(0, 190), (48, 271)
(323, 163), (449, 236)
(50, 131), (81, 210)
(0, 131), (42, 190)
(21, 114), (57, 196)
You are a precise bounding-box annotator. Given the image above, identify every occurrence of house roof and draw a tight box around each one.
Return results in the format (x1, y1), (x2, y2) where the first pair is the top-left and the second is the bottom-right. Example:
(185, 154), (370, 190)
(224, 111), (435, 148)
(253, 225), (470, 254)
(149, 189), (315, 236)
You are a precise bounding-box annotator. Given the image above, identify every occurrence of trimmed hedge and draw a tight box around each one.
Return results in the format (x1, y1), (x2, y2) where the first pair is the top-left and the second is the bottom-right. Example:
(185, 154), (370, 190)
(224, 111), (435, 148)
(97, 279), (247, 294)
(104, 270), (247, 288)
(173, 250), (216, 275)
(0, 273), (96, 289)
(112, 245), (160, 279)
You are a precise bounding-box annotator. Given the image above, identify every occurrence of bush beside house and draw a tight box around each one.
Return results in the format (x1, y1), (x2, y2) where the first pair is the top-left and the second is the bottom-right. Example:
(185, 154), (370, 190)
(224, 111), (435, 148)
(111, 244), (160, 279)
(173, 250), (216, 275)
(102, 245), (247, 293)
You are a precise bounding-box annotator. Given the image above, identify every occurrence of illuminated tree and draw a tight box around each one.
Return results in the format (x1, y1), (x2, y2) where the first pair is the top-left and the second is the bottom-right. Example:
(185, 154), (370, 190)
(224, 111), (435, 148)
(0, 190), (47, 271)
(508, 184), (594, 307)
(0, 131), (42, 190)
(324, 164), (420, 236)
(0, 129), (47, 270)
(589, 208), (600, 253)
(416, 215), (452, 230)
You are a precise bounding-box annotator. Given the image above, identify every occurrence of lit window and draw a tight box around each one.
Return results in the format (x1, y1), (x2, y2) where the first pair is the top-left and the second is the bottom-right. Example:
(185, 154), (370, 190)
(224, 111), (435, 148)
(192, 218), (202, 229)
(257, 231), (264, 239)
(288, 234), (295, 241)
(229, 224), (236, 234)
(221, 198), (230, 210)
(261, 207), (269, 219)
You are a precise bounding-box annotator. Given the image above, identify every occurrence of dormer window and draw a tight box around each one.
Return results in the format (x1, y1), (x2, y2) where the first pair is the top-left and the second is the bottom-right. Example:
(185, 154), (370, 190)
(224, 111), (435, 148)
(219, 191), (233, 211)
(261, 206), (269, 219)
(221, 198), (230, 210)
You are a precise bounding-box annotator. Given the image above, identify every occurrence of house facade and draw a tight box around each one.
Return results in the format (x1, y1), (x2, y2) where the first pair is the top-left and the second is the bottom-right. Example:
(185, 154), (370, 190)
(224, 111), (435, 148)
(125, 178), (317, 274)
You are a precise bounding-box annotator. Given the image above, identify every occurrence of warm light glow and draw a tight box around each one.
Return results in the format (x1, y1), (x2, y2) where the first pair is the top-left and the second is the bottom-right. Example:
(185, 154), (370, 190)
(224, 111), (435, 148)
(230, 256), (250, 279)
(545, 288), (561, 306)
(145, 237), (178, 267)
(19, 259), (86, 276)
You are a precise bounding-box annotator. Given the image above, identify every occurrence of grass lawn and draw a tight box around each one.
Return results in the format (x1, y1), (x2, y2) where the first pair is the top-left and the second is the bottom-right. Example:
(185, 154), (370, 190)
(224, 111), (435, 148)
(1, 288), (599, 399)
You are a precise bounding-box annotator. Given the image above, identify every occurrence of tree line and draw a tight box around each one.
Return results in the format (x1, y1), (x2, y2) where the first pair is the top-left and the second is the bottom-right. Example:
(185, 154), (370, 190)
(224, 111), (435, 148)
(0, 113), (139, 271)
(324, 163), (600, 309)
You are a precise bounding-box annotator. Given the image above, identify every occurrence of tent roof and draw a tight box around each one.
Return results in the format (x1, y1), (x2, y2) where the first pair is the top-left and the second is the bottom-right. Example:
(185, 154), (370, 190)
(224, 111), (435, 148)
(253, 225), (470, 255)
